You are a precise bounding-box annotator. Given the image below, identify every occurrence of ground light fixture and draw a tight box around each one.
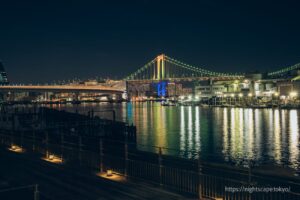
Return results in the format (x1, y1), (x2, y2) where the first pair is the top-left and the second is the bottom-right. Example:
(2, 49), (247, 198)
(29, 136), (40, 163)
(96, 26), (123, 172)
(106, 169), (113, 177)
(48, 154), (54, 160)
(97, 170), (126, 182)
(42, 153), (63, 164)
(9, 144), (24, 153)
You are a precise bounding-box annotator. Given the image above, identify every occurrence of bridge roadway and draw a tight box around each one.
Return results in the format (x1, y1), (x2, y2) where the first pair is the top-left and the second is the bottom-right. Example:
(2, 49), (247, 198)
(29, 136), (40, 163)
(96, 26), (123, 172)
(0, 85), (125, 94)
(126, 76), (244, 83)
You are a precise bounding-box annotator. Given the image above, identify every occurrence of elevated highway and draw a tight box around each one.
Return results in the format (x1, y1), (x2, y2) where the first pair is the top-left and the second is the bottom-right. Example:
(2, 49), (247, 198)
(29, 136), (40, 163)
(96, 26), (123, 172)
(0, 85), (125, 94)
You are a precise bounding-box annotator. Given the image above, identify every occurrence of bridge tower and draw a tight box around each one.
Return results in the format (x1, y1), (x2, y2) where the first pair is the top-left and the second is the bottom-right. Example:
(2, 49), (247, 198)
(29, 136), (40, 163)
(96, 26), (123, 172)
(155, 54), (165, 80)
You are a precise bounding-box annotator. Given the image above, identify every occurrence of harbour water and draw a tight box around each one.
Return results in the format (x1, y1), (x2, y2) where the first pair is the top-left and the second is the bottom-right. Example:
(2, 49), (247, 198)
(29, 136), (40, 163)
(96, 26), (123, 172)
(50, 102), (300, 169)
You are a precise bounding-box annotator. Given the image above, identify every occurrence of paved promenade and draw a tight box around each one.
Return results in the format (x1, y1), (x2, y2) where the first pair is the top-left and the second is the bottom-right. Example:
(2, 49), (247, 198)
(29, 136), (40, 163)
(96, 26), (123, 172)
(0, 149), (197, 200)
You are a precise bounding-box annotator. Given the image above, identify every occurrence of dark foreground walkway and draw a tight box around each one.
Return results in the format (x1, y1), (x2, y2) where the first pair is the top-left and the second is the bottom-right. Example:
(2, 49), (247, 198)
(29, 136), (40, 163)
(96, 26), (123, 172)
(0, 149), (197, 200)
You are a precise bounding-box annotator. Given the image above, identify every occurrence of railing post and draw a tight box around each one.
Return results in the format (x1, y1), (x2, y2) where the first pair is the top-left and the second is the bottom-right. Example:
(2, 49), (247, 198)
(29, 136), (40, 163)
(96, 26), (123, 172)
(91, 109), (94, 118)
(99, 138), (103, 172)
(34, 184), (39, 200)
(10, 114), (15, 147)
(61, 128), (64, 162)
(79, 136), (82, 166)
(125, 139), (128, 178)
(159, 147), (163, 186)
(45, 131), (49, 158)
(21, 130), (24, 149)
(248, 160), (254, 200)
(248, 164), (251, 183)
(32, 130), (36, 151)
(112, 110), (116, 122)
(198, 154), (203, 200)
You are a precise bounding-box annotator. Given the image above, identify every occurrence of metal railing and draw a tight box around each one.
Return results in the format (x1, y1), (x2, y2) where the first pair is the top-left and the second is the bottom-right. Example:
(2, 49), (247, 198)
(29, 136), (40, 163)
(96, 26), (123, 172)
(0, 184), (39, 200)
(0, 129), (299, 200)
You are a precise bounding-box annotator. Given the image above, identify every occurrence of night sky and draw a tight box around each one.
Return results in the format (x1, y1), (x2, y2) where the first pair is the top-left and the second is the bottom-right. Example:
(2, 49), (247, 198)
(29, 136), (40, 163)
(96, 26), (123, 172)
(1, 0), (300, 83)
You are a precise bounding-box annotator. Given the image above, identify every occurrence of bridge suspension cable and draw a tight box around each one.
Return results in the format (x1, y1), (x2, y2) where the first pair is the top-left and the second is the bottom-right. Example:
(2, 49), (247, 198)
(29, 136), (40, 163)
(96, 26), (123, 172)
(125, 58), (156, 80)
(164, 56), (234, 77)
(268, 63), (300, 77)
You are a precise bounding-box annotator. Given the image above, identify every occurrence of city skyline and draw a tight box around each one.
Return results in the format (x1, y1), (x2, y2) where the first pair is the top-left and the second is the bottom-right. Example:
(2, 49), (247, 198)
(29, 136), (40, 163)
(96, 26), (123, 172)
(1, 0), (300, 83)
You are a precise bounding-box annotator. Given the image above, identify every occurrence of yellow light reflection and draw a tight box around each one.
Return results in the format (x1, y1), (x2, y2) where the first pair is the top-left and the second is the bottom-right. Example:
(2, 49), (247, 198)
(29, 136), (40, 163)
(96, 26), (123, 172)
(254, 109), (262, 160)
(245, 109), (254, 159)
(230, 108), (243, 160)
(230, 108), (236, 159)
(273, 109), (281, 163)
(238, 109), (244, 155)
(187, 106), (193, 158)
(153, 105), (167, 149)
(195, 106), (200, 153)
(180, 106), (185, 153)
(289, 110), (299, 168)
(222, 108), (229, 159)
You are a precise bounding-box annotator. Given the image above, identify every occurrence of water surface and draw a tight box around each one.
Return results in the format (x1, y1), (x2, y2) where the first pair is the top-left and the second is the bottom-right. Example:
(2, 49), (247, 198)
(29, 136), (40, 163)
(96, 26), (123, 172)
(52, 102), (300, 169)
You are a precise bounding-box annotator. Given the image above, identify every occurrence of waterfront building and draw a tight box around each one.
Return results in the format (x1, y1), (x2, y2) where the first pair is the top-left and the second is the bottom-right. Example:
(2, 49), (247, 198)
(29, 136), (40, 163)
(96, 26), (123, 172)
(0, 62), (9, 85)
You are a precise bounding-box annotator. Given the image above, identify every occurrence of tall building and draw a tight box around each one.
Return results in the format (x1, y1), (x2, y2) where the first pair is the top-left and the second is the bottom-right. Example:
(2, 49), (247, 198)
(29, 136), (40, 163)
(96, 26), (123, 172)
(0, 61), (8, 85)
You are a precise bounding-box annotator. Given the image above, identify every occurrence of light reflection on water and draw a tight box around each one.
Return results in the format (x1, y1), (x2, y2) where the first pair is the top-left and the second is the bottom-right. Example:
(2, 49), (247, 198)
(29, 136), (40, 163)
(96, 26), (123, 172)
(54, 102), (300, 169)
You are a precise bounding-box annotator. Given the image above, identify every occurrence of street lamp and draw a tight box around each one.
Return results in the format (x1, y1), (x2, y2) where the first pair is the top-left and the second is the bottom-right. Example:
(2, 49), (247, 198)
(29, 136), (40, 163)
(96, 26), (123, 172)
(248, 93), (253, 97)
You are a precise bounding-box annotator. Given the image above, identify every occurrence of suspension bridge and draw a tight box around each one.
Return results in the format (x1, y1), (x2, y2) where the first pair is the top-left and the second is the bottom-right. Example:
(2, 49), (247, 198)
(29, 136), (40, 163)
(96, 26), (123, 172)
(125, 54), (244, 81)
(0, 54), (300, 96)
(125, 54), (300, 81)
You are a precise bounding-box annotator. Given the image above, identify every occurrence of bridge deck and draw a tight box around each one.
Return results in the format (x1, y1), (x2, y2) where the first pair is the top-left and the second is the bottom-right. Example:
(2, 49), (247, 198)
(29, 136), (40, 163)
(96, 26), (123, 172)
(0, 85), (124, 93)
